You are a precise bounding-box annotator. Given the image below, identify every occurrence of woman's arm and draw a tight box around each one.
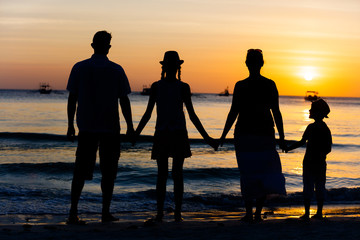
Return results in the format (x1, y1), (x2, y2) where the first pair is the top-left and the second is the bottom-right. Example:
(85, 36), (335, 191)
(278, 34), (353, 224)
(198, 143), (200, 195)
(219, 84), (239, 146)
(271, 83), (285, 150)
(183, 84), (218, 150)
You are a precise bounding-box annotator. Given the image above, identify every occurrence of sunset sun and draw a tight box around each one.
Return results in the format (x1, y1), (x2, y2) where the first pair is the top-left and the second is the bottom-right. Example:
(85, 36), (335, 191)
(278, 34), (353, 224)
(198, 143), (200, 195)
(300, 66), (317, 81)
(304, 72), (314, 81)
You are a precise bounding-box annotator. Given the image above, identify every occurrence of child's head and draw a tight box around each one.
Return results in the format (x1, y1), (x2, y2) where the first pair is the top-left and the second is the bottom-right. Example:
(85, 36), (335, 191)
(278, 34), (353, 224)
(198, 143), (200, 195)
(160, 51), (184, 80)
(160, 51), (184, 67)
(309, 99), (330, 120)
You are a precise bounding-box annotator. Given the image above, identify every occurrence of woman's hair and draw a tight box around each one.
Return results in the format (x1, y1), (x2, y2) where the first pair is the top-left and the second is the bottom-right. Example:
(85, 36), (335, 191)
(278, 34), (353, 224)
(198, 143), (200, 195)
(161, 65), (181, 80)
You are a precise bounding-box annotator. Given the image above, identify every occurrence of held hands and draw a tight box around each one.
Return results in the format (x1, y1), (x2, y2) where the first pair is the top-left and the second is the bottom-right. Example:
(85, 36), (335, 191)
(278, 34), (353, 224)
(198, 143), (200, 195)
(126, 127), (136, 146)
(205, 136), (219, 151)
(278, 138), (289, 153)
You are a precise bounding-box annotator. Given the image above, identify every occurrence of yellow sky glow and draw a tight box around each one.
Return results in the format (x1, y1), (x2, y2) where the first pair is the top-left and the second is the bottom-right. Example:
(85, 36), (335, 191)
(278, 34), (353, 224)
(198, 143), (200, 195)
(1, 0), (360, 97)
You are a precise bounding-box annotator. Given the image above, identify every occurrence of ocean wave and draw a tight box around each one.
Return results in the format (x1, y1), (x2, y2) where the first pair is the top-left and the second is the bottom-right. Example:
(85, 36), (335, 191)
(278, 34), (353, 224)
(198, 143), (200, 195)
(0, 163), (240, 181)
(0, 132), (280, 144)
(3, 132), (359, 149)
(1, 187), (360, 215)
(0, 162), (151, 177)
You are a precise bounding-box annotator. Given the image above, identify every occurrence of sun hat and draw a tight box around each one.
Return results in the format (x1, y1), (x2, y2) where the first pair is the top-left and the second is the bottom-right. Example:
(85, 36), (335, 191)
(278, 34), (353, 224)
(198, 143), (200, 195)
(160, 51), (184, 66)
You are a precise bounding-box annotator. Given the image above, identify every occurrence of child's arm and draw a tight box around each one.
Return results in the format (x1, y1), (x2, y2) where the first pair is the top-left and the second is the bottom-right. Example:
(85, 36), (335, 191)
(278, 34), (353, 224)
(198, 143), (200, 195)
(133, 84), (156, 144)
(183, 84), (218, 150)
(285, 138), (306, 152)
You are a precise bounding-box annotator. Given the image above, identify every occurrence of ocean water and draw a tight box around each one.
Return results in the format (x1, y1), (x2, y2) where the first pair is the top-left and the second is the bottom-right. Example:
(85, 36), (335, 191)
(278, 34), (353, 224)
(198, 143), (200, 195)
(0, 89), (360, 215)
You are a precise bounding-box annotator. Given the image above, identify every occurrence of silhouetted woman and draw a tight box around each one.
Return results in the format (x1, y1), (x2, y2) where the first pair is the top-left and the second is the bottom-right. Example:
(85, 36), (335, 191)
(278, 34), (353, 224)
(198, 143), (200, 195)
(135, 51), (217, 222)
(219, 49), (286, 222)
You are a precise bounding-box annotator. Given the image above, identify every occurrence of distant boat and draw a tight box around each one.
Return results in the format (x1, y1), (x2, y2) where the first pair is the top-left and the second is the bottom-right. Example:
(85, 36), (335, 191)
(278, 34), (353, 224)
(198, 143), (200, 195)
(140, 85), (151, 95)
(219, 87), (230, 96)
(39, 83), (52, 94)
(304, 91), (318, 101)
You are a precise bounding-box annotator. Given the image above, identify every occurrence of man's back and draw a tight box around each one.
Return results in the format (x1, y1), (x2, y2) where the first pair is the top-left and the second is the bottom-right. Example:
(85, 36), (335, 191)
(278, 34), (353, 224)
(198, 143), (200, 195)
(67, 54), (131, 133)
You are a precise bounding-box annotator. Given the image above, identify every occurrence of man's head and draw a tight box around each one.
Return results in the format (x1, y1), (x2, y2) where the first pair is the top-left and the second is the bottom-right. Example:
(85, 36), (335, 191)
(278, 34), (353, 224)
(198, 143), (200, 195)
(246, 49), (264, 73)
(91, 31), (112, 55)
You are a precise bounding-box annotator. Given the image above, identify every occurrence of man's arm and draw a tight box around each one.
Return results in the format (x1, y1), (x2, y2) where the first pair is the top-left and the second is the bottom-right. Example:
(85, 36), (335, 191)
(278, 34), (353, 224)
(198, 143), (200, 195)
(67, 92), (78, 141)
(119, 95), (134, 140)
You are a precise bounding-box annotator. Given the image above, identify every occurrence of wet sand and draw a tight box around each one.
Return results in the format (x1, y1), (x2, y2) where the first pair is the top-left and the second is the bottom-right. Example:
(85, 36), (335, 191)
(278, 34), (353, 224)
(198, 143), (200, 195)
(1, 205), (360, 240)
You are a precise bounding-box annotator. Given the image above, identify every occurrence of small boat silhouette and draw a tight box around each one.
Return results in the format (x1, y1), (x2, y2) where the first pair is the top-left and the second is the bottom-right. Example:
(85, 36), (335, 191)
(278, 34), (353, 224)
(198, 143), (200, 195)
(39, 83), (52, 94)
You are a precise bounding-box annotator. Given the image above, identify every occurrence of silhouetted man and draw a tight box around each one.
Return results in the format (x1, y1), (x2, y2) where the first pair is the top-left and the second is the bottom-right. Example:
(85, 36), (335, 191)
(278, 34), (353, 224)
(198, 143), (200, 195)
(66, 31), (134, 224)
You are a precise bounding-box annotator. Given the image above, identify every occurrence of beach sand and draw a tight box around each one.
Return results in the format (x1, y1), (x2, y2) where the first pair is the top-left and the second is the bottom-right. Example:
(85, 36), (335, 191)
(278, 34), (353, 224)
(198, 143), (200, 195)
(1, 205), (360, 240)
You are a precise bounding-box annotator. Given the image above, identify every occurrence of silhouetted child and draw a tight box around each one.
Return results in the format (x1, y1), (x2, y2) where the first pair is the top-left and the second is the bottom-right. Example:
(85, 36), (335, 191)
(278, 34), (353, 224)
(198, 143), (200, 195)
(134, 51), (217, 222)
(286, 99), (332, 220)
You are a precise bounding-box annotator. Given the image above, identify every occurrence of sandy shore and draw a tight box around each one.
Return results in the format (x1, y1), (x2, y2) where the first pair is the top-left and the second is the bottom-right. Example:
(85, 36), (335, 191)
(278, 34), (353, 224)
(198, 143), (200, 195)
(1, 206), (360, 240)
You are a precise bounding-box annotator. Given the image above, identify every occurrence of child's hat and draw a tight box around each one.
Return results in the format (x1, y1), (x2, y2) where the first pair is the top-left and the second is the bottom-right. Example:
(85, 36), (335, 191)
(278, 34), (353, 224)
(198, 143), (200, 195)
(160, 51), (184, 66)
(311, 98), (330, 118)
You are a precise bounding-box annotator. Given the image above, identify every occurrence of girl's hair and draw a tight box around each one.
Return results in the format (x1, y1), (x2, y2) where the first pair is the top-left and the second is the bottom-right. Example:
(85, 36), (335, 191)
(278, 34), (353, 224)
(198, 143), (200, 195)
(160, 66), (181, 80)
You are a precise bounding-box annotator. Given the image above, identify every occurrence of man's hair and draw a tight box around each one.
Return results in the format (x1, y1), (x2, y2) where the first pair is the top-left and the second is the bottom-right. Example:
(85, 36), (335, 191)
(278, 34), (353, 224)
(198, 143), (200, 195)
(246, 49), (264, 68)
(92, 31), (112, 46)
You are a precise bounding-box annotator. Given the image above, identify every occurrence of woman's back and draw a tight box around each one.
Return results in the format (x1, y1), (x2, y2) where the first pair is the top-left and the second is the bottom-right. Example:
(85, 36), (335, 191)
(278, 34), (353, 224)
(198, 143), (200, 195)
(234, 76), (278, 136)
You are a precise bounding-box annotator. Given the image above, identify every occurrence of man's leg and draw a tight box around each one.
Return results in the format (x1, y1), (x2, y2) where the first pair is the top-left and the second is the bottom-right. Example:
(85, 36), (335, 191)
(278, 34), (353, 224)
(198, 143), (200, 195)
(99, 133), (121, 222)
(68, 132), (98, 224)
(69, 176), (85, 219)
(101, 171), (117, 221)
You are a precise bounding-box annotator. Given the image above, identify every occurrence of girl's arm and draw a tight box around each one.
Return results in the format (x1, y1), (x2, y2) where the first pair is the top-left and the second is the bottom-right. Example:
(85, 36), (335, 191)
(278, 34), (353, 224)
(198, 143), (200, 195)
(183, 84), (218, 150)
(134, 84), (156, 143)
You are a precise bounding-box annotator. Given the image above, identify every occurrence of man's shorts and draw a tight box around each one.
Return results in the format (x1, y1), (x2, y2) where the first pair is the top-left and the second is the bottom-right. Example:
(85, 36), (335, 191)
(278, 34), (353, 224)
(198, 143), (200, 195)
(74, 132), (121, 180)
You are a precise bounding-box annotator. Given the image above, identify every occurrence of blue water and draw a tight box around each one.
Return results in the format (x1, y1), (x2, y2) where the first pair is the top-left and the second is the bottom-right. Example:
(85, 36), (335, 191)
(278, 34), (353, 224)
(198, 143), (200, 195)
(0, 89), (360, 215)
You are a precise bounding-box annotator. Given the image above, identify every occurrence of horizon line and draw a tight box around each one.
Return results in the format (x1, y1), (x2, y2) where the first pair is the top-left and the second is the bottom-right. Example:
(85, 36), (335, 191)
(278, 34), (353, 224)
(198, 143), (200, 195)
(0, 88), (359, 99)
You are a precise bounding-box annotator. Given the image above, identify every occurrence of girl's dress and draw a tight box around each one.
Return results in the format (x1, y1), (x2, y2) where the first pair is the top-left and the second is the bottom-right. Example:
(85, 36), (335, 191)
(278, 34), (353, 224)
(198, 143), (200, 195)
(151, 79), (191, 160)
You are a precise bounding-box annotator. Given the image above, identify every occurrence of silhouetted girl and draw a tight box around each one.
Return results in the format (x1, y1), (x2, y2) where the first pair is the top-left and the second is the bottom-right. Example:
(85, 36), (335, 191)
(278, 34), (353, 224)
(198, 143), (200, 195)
(219, 49), (286, 222)
(135, 51), (217, 222)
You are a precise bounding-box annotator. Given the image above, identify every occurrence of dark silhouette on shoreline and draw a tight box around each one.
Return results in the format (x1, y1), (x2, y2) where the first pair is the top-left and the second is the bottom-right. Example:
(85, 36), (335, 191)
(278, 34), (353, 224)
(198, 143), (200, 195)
(134, 51), (217, 222)
(219, 49), (286, 222)
(66, 30), (134, 224)
(285, 98), (332, 220)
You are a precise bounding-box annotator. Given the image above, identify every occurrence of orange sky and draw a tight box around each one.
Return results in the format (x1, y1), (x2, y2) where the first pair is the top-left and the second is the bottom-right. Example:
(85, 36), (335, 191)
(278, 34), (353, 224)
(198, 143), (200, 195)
(1, 0), (360, 97)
